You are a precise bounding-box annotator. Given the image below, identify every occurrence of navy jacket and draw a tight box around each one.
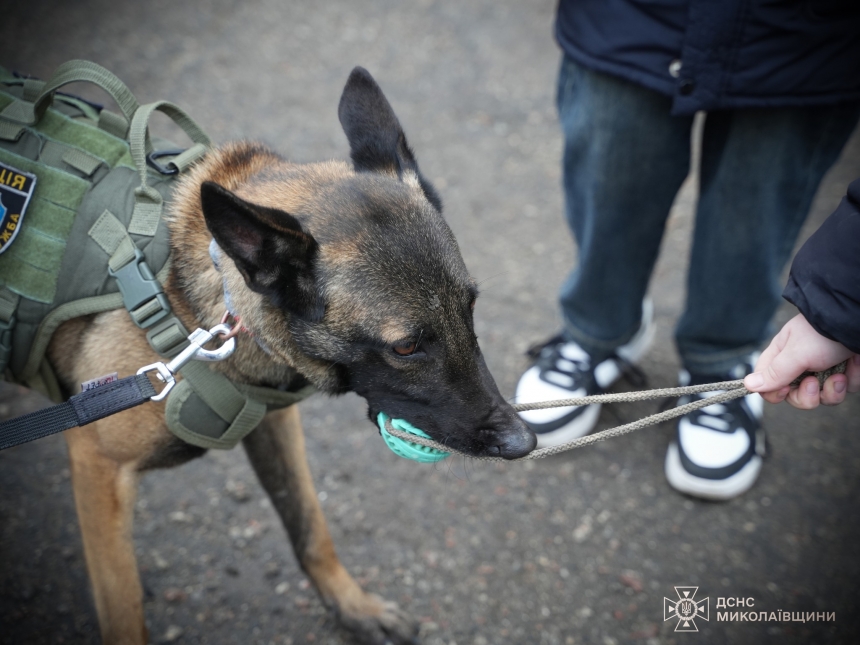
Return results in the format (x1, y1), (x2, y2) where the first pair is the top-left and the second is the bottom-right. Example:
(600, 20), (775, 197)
(784, 179), (860, 355)
(556, 0), (860, 115)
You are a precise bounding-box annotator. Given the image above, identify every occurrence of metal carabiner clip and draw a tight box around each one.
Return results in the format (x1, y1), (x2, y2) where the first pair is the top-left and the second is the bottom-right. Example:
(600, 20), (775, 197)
(137, 323), (237, 401)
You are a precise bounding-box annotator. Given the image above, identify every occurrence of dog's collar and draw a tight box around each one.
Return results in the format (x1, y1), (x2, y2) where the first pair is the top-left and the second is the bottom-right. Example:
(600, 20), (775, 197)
(208, 239), (272, 355)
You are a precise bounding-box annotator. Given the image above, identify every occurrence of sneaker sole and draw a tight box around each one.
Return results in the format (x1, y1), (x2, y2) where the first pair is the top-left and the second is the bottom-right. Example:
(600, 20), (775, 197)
(534, 403), (602, 449)
(664, 442), (762, 501)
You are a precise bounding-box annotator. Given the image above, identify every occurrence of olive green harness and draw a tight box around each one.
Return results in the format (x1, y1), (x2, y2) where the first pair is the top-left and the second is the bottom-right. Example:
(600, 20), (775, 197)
(0, 60), (313, 449)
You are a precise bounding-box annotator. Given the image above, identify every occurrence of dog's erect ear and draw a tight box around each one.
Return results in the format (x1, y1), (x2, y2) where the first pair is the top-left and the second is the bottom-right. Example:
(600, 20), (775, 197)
(338, 66), (442, 211)
(201, 181), (324, 321)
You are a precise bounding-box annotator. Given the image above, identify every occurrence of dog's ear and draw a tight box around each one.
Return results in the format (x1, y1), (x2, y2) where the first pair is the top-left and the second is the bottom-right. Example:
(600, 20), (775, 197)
(201, 181), (324, 322)
(338, 66), (442, 211)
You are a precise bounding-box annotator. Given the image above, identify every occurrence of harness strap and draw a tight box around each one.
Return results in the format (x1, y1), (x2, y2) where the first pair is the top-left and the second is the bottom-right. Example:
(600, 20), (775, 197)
(97, 108), (129, 139)
(0, 287), (19, 374)
(39, 139), (103, 177)
(88, 211), (311, 450)
(88, 209), (171, 329)
(33, 60), (140, 127)
(88, 209), (137, 270)
(0, 373), (155, 451)
(165, 362), (268, 450)
(0, 60), (313, 450)
(86, 199), (276, 451)
(0, 120), (24, 141)
(127, 101), (211, 236)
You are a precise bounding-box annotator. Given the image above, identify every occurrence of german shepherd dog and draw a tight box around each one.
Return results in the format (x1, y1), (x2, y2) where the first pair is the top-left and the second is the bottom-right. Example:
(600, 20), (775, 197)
(43, 67), (535, 644)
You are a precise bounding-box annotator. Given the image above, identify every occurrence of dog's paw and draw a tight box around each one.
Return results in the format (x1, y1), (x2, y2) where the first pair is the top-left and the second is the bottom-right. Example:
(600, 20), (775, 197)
(335, 592), (419, 645)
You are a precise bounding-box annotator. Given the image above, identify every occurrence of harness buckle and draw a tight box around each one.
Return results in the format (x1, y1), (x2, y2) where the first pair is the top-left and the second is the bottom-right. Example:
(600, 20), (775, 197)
(109, 247), (171, 328)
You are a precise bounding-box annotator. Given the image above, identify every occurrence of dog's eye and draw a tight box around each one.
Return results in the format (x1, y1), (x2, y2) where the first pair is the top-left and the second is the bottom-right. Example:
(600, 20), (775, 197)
(392, 341), (418, 356)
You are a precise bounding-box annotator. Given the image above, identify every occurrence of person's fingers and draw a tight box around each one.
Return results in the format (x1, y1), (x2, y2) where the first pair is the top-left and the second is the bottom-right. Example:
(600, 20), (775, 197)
(760, 386), (790, 404)
(745, 325), (797, 393)
(748, 329), (788, 385)
(785, 375), (821, 410)
(746, 340), (808, 392)
(745, 313), (856, 406)
(753, 335), (783, 371)
(820, 374), (848, 406)
(847, 354), (860, 394)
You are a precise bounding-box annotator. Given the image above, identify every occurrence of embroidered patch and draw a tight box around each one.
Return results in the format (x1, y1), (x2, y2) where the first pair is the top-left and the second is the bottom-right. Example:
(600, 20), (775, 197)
(0, 161), (37, 255)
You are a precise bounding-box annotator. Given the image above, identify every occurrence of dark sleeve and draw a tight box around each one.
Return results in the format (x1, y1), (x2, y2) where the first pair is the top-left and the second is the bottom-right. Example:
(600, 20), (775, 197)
(783, 178), (860, 354)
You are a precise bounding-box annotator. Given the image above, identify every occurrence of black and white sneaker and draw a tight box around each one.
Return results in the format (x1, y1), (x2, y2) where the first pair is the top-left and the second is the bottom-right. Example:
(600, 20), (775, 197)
(665, 360), (765, 501)
(514, 300), (655, 448)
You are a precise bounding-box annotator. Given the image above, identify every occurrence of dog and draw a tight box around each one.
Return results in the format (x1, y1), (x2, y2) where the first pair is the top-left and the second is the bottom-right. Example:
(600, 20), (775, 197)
(41, 67), (536, 644)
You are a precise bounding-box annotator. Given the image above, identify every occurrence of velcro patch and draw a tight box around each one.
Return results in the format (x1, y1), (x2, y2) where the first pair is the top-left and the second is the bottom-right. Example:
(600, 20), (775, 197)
(0, 161), (36, 255)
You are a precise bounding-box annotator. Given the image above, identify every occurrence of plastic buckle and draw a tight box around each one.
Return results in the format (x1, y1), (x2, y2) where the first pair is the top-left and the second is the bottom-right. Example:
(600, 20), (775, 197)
(108, 247), (170, 328)
(146, 148), (185, 176)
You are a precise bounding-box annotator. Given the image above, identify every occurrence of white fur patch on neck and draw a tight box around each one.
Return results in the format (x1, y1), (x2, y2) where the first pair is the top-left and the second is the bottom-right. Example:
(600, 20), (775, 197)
(403, 170), (421, 189)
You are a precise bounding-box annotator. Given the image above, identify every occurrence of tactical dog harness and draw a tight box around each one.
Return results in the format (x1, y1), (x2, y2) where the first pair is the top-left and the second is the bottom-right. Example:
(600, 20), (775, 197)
(0, 60), (313, 450)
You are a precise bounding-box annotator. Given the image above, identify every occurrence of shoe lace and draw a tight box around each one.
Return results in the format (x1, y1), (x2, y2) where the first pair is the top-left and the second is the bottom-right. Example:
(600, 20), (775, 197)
(525, 334), (566, 360)
(526, 335), (649, 392)
(534, 342), (592, 390)
(680, 392), (744, 433)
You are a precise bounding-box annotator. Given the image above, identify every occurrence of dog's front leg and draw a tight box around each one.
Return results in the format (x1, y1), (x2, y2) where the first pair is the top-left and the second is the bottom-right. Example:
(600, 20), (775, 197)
(243, 406), (419, 645)
(65, 425), (147, 645)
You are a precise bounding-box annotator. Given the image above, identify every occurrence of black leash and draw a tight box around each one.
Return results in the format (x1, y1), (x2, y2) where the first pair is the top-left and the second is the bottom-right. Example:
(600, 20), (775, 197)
(0, 374), (155, 451)
(0, 323), (237, 452)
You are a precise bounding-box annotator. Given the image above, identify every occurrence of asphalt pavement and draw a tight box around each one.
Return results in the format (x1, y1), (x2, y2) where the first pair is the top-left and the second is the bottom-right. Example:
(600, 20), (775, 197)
(1, 2), (859, 644)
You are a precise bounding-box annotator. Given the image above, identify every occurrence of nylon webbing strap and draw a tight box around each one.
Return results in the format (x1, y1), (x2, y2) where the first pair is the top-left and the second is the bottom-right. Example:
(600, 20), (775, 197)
(0, 98), (35, 125)
(0, 120), (23, 141)
(33, 60), (139, 125)
(40, 140), (103, 177)
(0, 287), (19, 373)
(0, 374), (156, 451)
(88, 209), (137, 270)
(98, 108), (129, 139)
(235, 382), (317, 408)
(0, 287), (19, 322)
(178, 360), (246, 423)
(127, 100), (211, 236)
(21, 79), (44, 103)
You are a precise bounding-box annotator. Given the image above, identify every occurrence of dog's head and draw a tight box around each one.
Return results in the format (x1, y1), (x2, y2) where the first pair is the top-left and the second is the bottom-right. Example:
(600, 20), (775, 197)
(200, 67), (536, 459)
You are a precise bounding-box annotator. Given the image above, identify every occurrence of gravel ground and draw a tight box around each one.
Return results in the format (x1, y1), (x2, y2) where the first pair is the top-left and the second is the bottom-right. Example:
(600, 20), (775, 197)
(1, 2), (859, 644)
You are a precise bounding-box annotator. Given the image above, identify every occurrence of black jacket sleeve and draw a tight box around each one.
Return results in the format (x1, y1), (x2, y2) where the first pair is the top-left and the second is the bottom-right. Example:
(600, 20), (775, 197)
(783, 178), (860, 354)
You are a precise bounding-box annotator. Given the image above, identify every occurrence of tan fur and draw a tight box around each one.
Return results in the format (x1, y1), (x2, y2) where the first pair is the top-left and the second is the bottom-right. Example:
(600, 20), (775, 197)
(45, 142), (417, 644)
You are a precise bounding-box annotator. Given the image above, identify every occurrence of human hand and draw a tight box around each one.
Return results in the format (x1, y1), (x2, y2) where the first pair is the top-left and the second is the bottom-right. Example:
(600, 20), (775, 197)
(743, 314), (860, 409)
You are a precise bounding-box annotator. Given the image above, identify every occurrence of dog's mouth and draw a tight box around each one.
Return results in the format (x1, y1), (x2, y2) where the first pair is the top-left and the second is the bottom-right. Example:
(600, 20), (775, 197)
(376, 412), (451, 462)
(372, 409), (536, 462)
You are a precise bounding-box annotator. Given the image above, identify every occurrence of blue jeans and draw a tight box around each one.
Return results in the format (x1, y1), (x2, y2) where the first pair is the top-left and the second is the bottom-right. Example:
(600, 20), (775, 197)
(556, 55), (860, 375)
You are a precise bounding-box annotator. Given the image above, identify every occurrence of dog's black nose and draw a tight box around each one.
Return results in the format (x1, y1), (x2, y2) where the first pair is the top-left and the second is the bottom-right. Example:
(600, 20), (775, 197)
(483, 414), (537, 459)
(497, 424), (538, 459)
